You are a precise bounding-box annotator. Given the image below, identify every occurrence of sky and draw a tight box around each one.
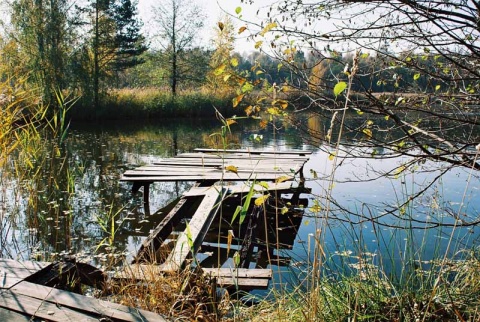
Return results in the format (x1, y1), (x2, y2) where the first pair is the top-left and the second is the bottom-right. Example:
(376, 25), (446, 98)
(137, 0), (275, 53)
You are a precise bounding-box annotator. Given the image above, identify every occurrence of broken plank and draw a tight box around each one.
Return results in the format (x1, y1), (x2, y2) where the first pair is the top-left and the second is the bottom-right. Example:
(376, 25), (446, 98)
(202, 268), (272, 279)
(134, 197), (190, 263)
(160, 188), (227, 272)
(10, 281), (166, 321)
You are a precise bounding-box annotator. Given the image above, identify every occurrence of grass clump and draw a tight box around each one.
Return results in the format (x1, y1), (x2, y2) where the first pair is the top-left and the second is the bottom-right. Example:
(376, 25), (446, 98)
(107, 265), (231, 321)
(237, 248), (480, 322)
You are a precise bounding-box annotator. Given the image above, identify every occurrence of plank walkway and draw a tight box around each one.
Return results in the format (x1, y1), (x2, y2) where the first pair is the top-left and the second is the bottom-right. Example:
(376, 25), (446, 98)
(120, 149), (312, 290)
(0, 258), (167, 321)
(120, 149), (311, 184)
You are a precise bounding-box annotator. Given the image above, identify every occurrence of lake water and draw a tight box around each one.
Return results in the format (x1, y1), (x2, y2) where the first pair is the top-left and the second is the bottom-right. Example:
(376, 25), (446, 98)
(1, 115), (479, 291)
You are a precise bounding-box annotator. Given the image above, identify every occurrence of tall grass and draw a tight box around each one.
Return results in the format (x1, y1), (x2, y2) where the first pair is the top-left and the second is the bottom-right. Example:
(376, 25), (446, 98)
(71, 86), (237, 121)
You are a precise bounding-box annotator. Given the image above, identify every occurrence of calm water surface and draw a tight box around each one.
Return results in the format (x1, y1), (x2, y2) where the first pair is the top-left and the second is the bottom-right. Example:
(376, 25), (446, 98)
(1, 116), (479, 290)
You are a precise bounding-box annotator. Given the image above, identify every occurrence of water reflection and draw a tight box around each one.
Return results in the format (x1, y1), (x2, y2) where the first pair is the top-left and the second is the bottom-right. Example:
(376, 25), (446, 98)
(0, 115), (479, 291)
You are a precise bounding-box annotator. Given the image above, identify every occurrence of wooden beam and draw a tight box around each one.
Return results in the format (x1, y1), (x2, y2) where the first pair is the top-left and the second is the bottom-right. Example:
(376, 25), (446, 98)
(160, 188), (227, 272)
(134, 197), (190, 263)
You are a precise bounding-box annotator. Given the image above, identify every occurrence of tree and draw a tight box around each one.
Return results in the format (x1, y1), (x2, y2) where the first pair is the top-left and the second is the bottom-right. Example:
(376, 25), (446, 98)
(75, 0), (147, 107)
(110, 0), (148, 73)
(9, 0), (71, 104)
(151, 0), (206, 95)
(207, 15), (237, 91)
(228, 1), (480, 227)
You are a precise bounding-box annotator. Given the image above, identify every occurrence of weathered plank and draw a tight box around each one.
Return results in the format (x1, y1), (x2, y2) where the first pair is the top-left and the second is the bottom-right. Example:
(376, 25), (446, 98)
(182, 181), (294, 197)
(121, 173), (295, 182)
(0, 259), (51, 289)
(0, 289), (99, 321)
(160, 188), (227, 272)
(134, 197), (190, 263)
(202, 268), (272, 279)
(9, 281), (166, 321)
(0, 306), (32, 321)
(194, 148), (312, 156)
(215, 277), (269, 289)
(175, 153), (310, 160)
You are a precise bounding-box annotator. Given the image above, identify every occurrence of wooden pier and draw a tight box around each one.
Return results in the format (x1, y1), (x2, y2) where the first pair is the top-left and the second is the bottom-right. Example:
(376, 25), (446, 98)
(0, 258), (166, 321)
(120, 149), (312, 290)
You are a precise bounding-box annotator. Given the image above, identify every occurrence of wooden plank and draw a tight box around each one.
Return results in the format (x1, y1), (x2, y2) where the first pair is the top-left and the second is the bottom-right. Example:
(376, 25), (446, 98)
(121, 173), (295, 182)
(194, 148), (312, 156)
(175, 153), (310, 160)
(123, 168), (295, 176)
(202, 268), (272, 279)
(134, 197), (189, 263)
(10, 281), (166, 321)
(0, 259), (51, 289)
(160, 188), (227, 272)
(0, 306), (32, 321)
(0, 290), (98, 321)
(215, 277), (269, 289)
(182, 181), (294, 197)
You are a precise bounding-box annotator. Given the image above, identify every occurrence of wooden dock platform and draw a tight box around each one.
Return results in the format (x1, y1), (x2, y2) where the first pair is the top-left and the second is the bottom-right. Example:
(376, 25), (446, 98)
(0, 258), (166, 321)
(120, 148), (312, 290)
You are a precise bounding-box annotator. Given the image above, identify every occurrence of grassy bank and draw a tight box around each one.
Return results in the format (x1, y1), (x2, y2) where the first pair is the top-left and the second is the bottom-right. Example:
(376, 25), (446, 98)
(69, 87), (238, 121)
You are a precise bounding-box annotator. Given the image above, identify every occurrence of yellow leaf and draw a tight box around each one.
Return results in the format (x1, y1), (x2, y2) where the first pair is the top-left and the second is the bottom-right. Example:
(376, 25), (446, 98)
(226, 118), (236, 126)
(275, 175), (291, 183)
(230, 57), (239, 67)
(214, 64), (226, 76)
(363, 128), (372, 139)
(328, 153), (335, 161)
(273, 99), (288, 109)
(281, 207), (289, 215)
(259, 120), (268, 129)
(225, 165), (238, 173)
(255, 41), (263, 49)
(260, 22), (277, 36)
(232, 94), (245, 108)
(255, 194), (270, 206)
(238, 26), (247, 34)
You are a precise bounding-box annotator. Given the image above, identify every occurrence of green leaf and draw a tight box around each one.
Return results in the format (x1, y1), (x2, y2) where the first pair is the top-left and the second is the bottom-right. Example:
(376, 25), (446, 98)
(413, 73), (421, 80)
(235, 7), (242, 15)
(333, 81), (347, 97)
(435, 85), (441, 91)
